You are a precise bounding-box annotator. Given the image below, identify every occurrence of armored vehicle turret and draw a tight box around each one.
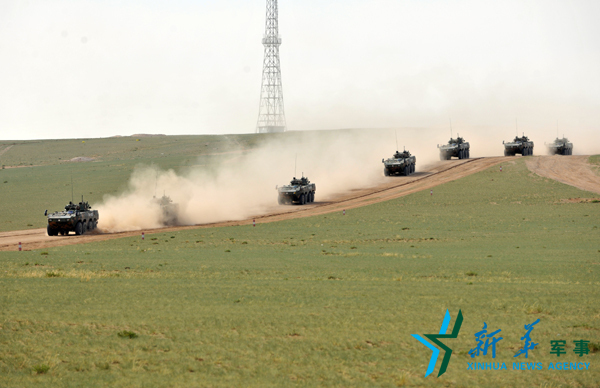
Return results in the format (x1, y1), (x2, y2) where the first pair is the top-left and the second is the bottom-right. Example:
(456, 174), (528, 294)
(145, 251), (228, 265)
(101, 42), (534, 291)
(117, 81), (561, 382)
(437, 136), (470, 160)
(503, 135), (534, 156)
(382, 150), (416, 176)
(277, 176), (316, 205)
(46, 199), (99, 236)
(545, 137), (573, 155)
(153, 194), (179, 225)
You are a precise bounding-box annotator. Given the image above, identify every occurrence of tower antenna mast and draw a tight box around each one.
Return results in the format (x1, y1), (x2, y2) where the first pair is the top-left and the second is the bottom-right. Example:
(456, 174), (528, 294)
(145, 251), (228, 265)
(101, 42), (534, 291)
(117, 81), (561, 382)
(256, 0), (286, 133)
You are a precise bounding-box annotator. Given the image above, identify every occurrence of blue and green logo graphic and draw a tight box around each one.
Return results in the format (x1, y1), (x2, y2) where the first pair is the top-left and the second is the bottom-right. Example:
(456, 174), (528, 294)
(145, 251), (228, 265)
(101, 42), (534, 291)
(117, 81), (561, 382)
(412, 310), (463, 377)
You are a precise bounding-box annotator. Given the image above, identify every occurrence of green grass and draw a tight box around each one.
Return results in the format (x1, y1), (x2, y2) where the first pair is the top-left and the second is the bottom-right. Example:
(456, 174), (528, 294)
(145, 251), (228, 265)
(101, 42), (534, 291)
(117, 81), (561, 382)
(1, 158), (599, 387)
(589, 155), (600, 166)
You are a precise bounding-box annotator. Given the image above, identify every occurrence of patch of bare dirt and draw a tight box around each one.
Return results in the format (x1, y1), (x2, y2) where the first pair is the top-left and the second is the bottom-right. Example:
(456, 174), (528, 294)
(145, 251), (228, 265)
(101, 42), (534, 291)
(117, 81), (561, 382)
(69, 157), (95, 162)
(526, 155), (600, 195)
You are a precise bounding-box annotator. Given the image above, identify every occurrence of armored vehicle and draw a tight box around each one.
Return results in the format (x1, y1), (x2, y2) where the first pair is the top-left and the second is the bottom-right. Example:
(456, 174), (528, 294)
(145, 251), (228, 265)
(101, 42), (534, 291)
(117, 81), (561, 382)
(46, 200), (99, 236)
(153, 194), (179, 225)
(546, 137), (573, 155)
(277, 176), (316, 205)
(503, 135), (534, 156)
(437, 136), (470, 160)
(382, 150), (416, 176)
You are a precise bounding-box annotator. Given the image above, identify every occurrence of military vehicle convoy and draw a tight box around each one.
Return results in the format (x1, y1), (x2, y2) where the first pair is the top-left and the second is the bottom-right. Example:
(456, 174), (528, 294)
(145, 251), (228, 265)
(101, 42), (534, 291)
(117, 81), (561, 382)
(153, 194), (179, 225)
(437, 136), (470, 160)
(46, 200), (99, 236)
(545, 137), (573, 155)
(277, 176), (316, 205)
(382, 150), (416, 176)
(503, 135), (534, 156)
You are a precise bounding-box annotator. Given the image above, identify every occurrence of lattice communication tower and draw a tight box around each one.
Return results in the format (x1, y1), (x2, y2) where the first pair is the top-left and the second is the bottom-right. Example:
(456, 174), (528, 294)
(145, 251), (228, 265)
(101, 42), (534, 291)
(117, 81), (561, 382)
(256, 0), (286, 133)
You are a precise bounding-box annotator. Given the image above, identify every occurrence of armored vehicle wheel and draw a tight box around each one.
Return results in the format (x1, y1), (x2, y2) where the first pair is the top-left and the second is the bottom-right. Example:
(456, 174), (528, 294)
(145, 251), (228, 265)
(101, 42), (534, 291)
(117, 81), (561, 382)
(47, 225), (57, 236)
(466, 150), (470, 158)
(310, 192), (314, 202)
(384, 168), (390, 176)
(504, 150), (509, 156)
(278, 196), (284, 205)
(87, 221), (92, 231)
(439, 154), (445, 161)
(299, 194), (305, 205)
(75, 221), (84, 235)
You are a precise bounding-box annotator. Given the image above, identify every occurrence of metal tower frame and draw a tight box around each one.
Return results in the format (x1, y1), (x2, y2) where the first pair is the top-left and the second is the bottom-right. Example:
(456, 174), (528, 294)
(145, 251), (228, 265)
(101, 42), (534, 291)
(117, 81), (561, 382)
(256, 0), (286, 133)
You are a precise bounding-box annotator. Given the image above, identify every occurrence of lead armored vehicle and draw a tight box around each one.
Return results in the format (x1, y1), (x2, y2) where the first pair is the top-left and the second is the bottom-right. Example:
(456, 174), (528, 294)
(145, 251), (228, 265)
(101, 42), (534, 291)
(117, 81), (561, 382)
(46, 200), (99, 236)
(382, 150), (416, 176)
(545, 137), (573, 155)
(153, 194), (179, 225)
(438, 136), (470, 160)
(503, 135), (534, 156)
(277, 176), (316, 205)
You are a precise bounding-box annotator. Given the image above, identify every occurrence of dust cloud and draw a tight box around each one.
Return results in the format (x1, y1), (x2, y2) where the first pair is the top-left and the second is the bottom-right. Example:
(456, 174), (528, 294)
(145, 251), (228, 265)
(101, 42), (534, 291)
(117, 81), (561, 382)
(95, 129), (443, 232)
(95, 126), (600, 233)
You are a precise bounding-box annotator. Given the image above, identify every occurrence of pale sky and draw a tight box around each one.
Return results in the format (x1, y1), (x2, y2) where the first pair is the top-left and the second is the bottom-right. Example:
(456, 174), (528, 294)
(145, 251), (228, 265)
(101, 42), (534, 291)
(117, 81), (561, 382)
(0, 0), (598, 140)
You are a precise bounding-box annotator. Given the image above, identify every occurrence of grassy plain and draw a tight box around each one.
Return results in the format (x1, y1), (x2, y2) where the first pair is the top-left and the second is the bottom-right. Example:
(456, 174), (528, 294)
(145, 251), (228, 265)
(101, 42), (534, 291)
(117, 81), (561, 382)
(1, 155), (599, 387)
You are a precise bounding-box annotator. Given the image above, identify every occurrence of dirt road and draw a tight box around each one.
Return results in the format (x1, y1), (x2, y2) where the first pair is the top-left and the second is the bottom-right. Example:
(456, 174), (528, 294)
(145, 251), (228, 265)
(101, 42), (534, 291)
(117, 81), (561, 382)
(526, 155), (600, 195)
(0, 157), (511, 251)
(0, 145), (13, 157)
